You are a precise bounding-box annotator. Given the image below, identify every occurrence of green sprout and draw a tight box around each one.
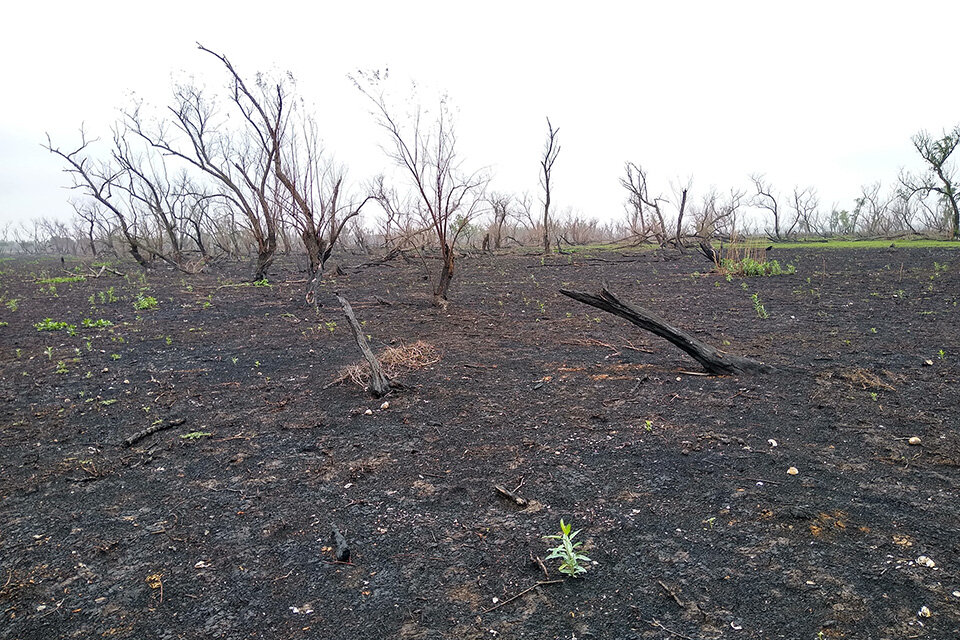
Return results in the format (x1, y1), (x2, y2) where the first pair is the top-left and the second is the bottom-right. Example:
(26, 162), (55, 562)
(544, 519), (591, 578)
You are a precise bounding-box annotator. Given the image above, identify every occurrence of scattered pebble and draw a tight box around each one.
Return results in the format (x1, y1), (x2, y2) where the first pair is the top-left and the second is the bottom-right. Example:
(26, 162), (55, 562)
(194, 560), (210, 569)
(768, 439), (778, 447)
(952, 591), (960, 598)
(380, 401), (390, 410)
(363, 409), (373, 415)
(908, 436), (922, 445)
(918, 605), (931, 618)
(916, 556), (936, 568)
(786, 467), (799, 475)
(923, 359), (934, 366)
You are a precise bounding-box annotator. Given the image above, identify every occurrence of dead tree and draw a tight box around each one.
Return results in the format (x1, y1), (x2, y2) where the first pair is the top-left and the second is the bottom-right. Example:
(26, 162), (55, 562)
(620, 162), (668, 246)
(540, 117), (561, 255)
(900, 126), (960, 238)
(751, 174), (798, 241)
(354, 72), (487, 308)
(559, 286), (772, 375)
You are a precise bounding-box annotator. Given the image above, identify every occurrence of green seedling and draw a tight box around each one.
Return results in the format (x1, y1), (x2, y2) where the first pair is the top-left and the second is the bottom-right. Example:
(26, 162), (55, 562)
(133, 294), (158, 311)
(544, 519), (591, 578)
(750, 293), (769, 319)
(180, 431), (212, 440)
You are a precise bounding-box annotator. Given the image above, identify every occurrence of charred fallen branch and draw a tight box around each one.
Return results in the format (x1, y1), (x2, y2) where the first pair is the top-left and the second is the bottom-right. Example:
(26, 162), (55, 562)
(559, 286), (772, 375)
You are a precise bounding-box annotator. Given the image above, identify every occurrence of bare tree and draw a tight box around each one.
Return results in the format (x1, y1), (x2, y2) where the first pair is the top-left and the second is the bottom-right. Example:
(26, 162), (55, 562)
(620, 162), (667, 245)
(44, 130), (154, 268)
(791, 186), (821, 236)
(125, 46), (286, 279)
(900, 127), (960, 238)
(355, 74), (487, 307)
(751, 174), (799, 241)
(692, 187), (745, 239)
(539, 118), (560, 255)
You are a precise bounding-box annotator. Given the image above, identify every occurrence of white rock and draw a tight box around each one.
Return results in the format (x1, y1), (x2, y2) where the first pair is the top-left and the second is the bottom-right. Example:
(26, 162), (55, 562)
(364, 409), (373, 415)
(786, 467), (799, 475)
(918, 605), (931, 618)
(916, 556), (936, 568)
(908, 436), (922, 445)
(952, 591), (960, 598)
(380, 401), (390, 410)
(768, 439), (778, 447)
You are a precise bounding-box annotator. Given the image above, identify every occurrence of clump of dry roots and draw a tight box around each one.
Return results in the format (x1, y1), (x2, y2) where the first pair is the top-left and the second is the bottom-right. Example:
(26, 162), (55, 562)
(334, 341), (440, 389)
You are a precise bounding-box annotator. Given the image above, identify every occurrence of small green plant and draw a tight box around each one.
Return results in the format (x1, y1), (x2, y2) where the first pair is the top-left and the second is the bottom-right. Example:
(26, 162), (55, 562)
(55, 361), (68, 374)
(82, 318), (113, 328)
(15, 348), (22, 359)
(44, 346), (54, 360)
(252, 278), (271, 287)
(870, 392), (878, 402)
(868, 327), (877, 334)
(231, 356), (239, 365)
(35, 318), (75, 332)
(750, 293), (769, 319)
(544, 519), (591, 578)
(937, 349), (946, 360)
(165, 336), (173, 345)
(644, 420), (653, 433)
(324, 321), (337, 333)
(110, 353), (121, 360)
(133, 294), (159, 311)
(5, 298), (19, 311)
(180, 431), (212, 440)
(100, 399), (118, 406)
(95, 287), (120, 304)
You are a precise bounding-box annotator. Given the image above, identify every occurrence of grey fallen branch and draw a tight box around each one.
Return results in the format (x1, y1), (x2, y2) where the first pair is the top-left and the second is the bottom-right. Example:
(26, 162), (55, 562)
(494, 484), (528, 507)
(123, 417), (186, 447)
(559, 285), (772, 375)
(481, 579), (563, 613)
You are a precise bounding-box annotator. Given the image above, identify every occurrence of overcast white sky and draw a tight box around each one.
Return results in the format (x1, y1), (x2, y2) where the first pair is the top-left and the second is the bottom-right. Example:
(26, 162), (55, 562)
(2, 1), (959, 229)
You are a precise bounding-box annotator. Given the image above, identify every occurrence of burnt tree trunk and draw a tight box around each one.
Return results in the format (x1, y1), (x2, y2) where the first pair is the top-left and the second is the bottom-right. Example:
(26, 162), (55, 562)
(336, 294), (390, 397)
(559, 286), (772, 375)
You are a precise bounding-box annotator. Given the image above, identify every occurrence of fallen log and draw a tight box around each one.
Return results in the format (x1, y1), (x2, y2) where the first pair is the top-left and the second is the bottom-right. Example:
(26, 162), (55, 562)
(559, 286), (772, 375)
(123, 417), (186, 447)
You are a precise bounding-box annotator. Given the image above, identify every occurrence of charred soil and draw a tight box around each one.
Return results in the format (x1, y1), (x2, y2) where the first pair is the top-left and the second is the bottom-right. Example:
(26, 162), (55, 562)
(1, 247), (958, 639)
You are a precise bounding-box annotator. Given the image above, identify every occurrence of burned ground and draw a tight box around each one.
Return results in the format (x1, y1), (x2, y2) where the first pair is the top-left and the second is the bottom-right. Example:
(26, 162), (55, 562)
(0, 246), (958, 639)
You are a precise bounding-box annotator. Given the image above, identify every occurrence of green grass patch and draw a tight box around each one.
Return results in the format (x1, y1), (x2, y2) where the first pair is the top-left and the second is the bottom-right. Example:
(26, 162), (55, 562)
(773, 237), (960, 250)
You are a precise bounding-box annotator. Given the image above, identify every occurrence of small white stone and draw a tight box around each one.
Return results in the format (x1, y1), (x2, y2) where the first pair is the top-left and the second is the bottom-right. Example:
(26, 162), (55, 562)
(952, 590), (960, 598)
(918, 605), (931, 618)
(786, 467), (799, 475)
(364, 409), (373, 415)
(916, 556), (936, 568)
(767, 439), (778, 447)
(380, 401), (390, 410)
(194, 560), (210, 569)
(908, 436), (922, 445)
